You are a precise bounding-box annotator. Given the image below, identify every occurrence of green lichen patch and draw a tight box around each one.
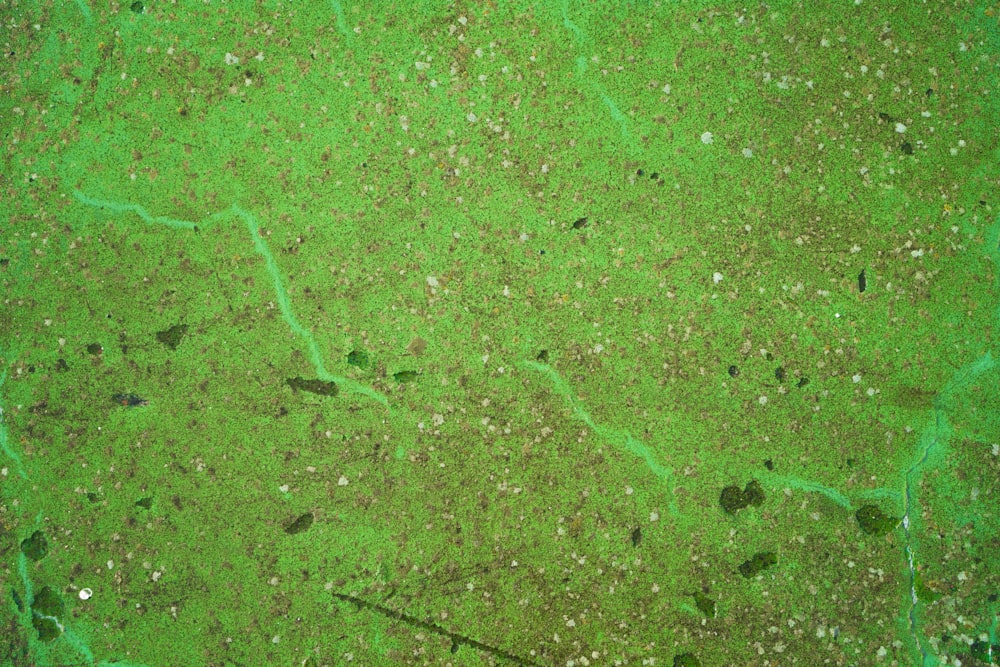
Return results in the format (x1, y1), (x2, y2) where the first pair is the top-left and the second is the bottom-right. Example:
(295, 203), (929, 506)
(346, 349), (370, 369)
(155, 323), (188, 350)
(286, 377), (338, 396)
(738, 551), (778, 578)
(692, 591), (716, 618)
(719, 479), (767, 514)
(20, 530), (48, 561)
(30, 586), (64, 642)
(673, 652), (701, 667)
(284, 512), (314, 535)
(855, 505), (900, 536)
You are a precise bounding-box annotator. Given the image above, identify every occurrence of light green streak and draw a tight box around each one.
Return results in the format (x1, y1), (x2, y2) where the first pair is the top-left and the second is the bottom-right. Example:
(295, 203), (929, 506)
(71, 191), (388, 407)
(520, 360), (678, 516)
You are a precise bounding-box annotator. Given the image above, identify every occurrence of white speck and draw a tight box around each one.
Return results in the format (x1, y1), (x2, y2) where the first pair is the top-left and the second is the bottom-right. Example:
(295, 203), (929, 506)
(466, 582), (475, 590)
(662, 84), (671, 94)
(877, 646), (887, 658)
(593, 343), (604, 354)
(79, 588), (93, 600)
(338, 475), (349, 486)
(866, 387), (875, 396)
(651, 583), (660, 593)
(701, 131), (714, 144)
(852, 374), (862, 383)
(519, 233), (529, 241)
(272, 635), (280, 644)
(566, 619), (576, 627)
(958, 42), (967, 51)
(649, 511), (659, 522)
(511, 560), (518, 567)
(426, 275), (439, 287)
(758, 395), (768, 405)
(958, 571), (968, 581)
(742, 148), (753, 158)
(224, 52), (240, 65)
(625, 486), (634, 495)
(107, 560), (114, 570)
(991, 444), (999, 456)
(712, 272), (723, 284)
(911, 249), (924, 258)
(279, 484), (289, 493)
(895, 122), (907, 133)
(467, 113), (477, 122)
(255, 52), (265, 61)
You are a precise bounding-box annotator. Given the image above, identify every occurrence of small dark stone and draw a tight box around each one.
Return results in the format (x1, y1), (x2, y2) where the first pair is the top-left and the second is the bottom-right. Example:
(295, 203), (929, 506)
(727, 365), (739, 377)
(692, 591), (716, 618)
(901, 142), (913, 155)
(20, 531), (48, 561)
(775, 367), (785, 382)
(764, 351), (774, 361)
(346, 349), (370, 369)
(856, 504), (899, 536)
(743, 480), (766, 507)
(393, 370), (418, 383)
(286, 377), (338, 396)
(285, 512), (314, 535)
(130, 1), (144, 12)
(738, 551), (777, 578)
(155, 324), (188, 350)
(636, 169), (644, 176)
(572, 217), (588, 229)
(719, 485), (746, 514)
(56, 358), (69, 372)
(86, 343), (102, 355)
(135, 497), (153, 509)
(536, 349), (549, 363)
(764, 459), (774, 471)
(630, 526), (642, 547)
(858, 269), (867, 293)
(673, 652), (701, 667)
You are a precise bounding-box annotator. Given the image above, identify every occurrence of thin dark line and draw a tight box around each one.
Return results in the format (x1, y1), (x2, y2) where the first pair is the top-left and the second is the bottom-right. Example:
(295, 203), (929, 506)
(331, 592), (542, 666)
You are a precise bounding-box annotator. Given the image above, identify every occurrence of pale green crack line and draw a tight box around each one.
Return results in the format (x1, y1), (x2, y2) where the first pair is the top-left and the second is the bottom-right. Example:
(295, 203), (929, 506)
(520, 360), (678, 516)
(900, 351), (996, 667)
(0, 346), (27, 479)
(71, 191), (388, 407)
(561, 1), (633, 151)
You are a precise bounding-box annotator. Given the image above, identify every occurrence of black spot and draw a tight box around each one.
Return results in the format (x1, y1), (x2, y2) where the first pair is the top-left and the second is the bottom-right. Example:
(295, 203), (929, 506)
(636, 169), (644, 176)
(135, 497), (153, 509)
(858, 269), (867, 293)
(572, 217), (588, 229)
(764, 351), (774, 361)
(775, 367), (785, 382)
(11, 587), (23, 613)
(536, 349), (549, 363)
(764, 459), (774, 471)
(393, 370), (419, 383)
(926, 88), (934, 96)
(797, 377), (810, 388)
(86, 343), (103, 355)
(650, 172), (659, 179)
(727, 365), (739, 377)
(129, 1), (143, 13)
(630, 526), (642, 547)
(56, 358), (69, 371)
(901, 142), (913, 155)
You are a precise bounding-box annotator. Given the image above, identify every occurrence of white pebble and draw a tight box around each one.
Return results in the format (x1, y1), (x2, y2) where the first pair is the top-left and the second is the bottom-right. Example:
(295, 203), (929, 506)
(701, 131), (714, 144)
(895, 122), (907, 133)
(338, 475), (349, 486)
(79, 588), (93, 600)
(712, 272), (723, 284)
(852, 374), (862, 383)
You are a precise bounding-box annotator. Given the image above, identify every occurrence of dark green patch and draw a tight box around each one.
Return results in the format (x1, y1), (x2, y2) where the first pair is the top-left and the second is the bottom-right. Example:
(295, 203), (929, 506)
(914, 570), (942, 603)
(797, 376), (810, 388)
(135, 497), (153, 509)
(56, 358), (69, 371)
(130, 1), (144, 12)
(536, 349), (549, 363)
(901, 141), (913, 155)
(719, 479), (766, 514)
(20, 530), (48, 561)
(286, 377), (338, 396)
(86, 491), (99, 503)
(86, 342), (102, 355)
(393, 370), (418, 383)
(673, 652), (701, 667)
(738, 551), (777, 578)
(285, 512), (314, 535)
(30, 586), (64, 642)
(346, 349), (370, 369)
(692, 591), (716, 618)
(969, 640), (996, 663)
(11, 587), (23, 613)
(572, 217), (588, 229)
(155, 323), (188, 350)
(774, 366), (785, 381)
(855, 505), (899, 536)
(630, 526), (642, 547)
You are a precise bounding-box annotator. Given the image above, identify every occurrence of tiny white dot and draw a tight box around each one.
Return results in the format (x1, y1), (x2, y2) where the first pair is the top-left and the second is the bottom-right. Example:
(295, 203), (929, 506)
(79, 588), (93, 600)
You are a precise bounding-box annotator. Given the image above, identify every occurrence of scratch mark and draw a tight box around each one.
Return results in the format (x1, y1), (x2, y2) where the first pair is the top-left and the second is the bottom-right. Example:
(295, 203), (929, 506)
(332, 592), (541, 665)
